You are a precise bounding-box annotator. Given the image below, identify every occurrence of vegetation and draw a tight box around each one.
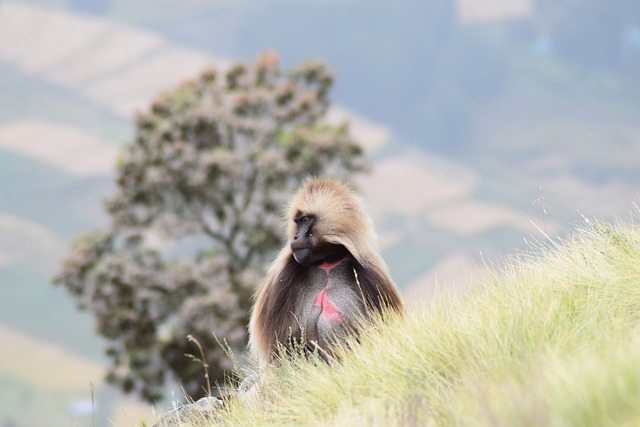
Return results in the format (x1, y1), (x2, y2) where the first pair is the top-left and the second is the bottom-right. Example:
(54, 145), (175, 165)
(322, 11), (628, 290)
(183, 214), (640, 426)
(53, 51), (367, 403)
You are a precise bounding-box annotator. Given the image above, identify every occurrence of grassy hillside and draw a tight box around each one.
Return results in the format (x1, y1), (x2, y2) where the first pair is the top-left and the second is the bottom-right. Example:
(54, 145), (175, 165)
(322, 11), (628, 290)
(172, 211), (640, 426)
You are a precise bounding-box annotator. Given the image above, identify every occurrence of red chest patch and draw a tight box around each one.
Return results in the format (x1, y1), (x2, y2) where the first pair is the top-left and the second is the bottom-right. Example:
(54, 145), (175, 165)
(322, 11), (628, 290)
(319, 259), (344, 271)
(313, 287), (344, 323)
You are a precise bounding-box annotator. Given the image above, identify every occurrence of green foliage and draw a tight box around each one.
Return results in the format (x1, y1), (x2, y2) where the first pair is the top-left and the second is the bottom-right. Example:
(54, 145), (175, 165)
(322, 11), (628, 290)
(212, 215), (640, 426)
(53, 51), (367, 403)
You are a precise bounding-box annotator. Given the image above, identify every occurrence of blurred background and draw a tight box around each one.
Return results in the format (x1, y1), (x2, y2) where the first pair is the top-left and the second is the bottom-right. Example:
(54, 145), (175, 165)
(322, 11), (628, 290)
(0, 0), (639, 425)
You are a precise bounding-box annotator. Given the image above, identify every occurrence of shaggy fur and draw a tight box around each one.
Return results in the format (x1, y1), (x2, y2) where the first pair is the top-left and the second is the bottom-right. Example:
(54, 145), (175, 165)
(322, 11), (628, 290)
(249, 177), (403, 365)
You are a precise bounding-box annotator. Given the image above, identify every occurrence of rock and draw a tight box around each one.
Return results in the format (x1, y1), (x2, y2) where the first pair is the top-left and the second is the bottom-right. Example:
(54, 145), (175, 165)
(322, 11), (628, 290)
(153, 396), (224, 427)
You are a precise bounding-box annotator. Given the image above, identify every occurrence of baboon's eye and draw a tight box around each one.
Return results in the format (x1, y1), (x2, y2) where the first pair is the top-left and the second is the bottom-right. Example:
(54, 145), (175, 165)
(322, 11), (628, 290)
(294, 213), (315, 226)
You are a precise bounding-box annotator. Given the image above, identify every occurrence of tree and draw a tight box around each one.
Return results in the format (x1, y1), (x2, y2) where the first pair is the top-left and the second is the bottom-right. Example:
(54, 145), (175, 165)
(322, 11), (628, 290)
(53, 51), (367, 403)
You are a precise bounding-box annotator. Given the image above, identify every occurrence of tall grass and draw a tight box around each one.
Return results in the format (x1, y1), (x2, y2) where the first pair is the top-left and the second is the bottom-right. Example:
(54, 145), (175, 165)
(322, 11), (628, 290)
(198, 215), (640, 426)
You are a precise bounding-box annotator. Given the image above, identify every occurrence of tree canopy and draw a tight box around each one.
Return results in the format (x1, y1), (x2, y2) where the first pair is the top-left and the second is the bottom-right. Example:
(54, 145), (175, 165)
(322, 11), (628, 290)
(54, 51), (367, 402)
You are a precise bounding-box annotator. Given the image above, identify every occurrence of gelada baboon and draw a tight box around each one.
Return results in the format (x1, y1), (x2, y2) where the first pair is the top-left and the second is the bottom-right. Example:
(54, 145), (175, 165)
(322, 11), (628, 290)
(249, 177), (403, 364)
